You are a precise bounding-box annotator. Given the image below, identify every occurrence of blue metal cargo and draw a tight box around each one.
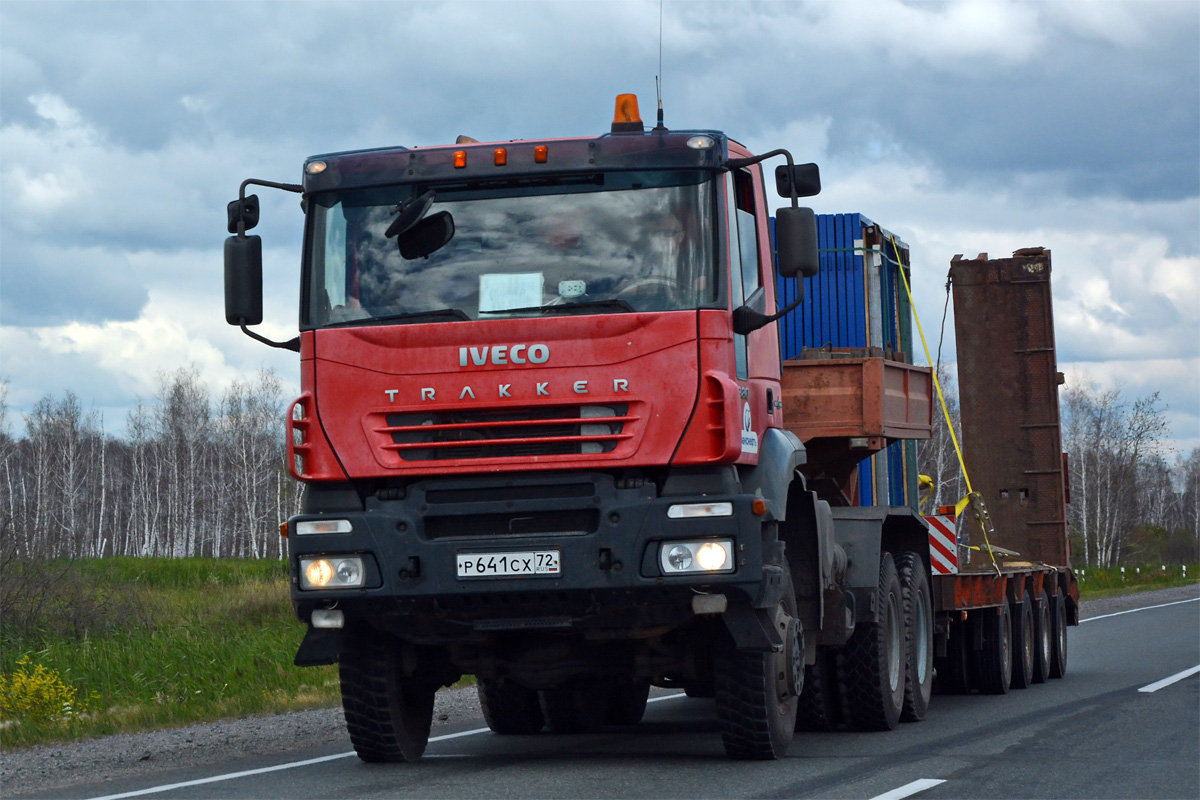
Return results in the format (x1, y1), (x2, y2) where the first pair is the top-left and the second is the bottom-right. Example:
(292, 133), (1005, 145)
(775, 213), (920, 510)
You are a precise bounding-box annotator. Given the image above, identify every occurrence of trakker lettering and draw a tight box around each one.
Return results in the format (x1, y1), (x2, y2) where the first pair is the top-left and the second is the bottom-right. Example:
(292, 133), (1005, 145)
(405, 378), (630, 402)
(459, 344), (549, 367)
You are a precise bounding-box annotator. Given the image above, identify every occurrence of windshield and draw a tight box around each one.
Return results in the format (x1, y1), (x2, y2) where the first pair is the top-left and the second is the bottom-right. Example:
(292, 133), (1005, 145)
(303, 170), (717, 327)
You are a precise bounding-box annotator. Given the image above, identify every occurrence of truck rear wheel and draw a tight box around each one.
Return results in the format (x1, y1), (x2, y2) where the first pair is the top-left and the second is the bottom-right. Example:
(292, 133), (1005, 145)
(975, 603), (1012, 695)
(1032, 589), (1051, 684)
(478, 677), (545, 735)
(1049, 591), (1068, 679)
(339, 632), (436, 762)
(897, 551), (933, 722)
(606, 679), (650, 725)
(838, 552), (905, 731)
(714, 573), (799, 759)
(796, 645), (841, 731)
(540, 682), (608, 734)
(1010, 593), (1035, 690)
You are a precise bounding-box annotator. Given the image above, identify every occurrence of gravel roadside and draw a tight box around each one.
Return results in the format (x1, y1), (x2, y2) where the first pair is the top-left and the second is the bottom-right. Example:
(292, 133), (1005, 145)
(4, 584), (1197, 797)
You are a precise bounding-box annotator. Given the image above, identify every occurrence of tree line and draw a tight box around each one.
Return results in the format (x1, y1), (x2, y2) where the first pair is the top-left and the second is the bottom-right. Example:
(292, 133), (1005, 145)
(0, 367), (300, 560)
(1, 366), (1196, 566)
(919, 369), (1198, 568)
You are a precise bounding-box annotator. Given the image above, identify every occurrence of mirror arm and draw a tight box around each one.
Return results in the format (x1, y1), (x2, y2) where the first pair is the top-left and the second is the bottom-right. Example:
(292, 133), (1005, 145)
(240, 322), (300, 353)
(725, 148), (797, 207)
(234, 178), (303, 236)
(732, 292), (804, 336)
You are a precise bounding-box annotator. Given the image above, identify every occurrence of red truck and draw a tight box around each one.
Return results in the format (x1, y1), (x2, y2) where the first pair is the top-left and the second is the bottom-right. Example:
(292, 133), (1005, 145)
(224, 94), (1078, 762)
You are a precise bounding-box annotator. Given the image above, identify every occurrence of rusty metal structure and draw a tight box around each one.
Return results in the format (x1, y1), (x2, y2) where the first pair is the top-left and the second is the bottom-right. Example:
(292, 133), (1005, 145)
(950, 248), (1070, 568)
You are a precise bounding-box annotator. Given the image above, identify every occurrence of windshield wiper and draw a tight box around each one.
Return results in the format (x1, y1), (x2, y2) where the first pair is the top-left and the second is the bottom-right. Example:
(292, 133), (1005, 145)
(480, 299), (635, 317)
(325, 308), (470, 328)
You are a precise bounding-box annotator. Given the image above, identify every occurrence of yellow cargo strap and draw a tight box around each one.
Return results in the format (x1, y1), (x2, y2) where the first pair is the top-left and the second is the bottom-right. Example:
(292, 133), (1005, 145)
(889, 236), (1001, 573)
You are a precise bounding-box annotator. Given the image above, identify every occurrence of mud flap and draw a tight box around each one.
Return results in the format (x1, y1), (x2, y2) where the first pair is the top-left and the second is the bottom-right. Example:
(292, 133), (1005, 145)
(294, 626), (342, 666)
(722, 604), (785, 653)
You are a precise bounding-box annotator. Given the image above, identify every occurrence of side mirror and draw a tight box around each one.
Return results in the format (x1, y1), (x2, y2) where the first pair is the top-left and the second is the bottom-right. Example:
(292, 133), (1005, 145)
(224, 234), (263, 325)
(775, 163), (821, 199)
(399, 211), (455, 260)
(775, 207), (819, 279)
(227, 194), (260, 233)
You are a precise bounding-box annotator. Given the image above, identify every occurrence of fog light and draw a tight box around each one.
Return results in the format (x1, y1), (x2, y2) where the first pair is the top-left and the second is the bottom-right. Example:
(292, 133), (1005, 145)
(312, 608), (344, 629)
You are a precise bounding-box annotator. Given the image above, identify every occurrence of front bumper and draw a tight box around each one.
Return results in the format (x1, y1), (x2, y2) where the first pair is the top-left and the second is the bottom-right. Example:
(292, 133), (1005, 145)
(288, 472), (774, 642)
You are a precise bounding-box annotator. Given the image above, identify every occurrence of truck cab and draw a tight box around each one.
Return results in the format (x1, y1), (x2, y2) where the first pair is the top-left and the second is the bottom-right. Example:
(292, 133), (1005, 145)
(225, 95), (835, 761)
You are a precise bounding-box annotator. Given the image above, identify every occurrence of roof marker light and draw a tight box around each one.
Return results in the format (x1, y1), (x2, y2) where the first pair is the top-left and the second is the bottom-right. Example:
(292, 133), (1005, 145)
(494, 148), (507, 166)
(305, 161), (327, 175)
(534, 145), (548, 163)
(454, 150), (467, 168)
(686, 135), (715, 150)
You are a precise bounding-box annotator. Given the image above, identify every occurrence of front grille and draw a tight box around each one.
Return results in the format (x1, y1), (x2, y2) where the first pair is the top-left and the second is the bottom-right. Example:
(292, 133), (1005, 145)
(424, 508), (599, 539)
(379, 403), (633, 461)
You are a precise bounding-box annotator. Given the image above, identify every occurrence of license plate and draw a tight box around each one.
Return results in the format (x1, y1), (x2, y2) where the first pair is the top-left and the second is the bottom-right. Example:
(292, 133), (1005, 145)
(456, 550), (561, 579)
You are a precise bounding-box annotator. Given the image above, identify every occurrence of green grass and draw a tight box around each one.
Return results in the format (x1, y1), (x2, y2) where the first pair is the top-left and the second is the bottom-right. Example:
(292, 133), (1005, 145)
(0, 557), (340, 749)
(1076, 564), (1199, 600)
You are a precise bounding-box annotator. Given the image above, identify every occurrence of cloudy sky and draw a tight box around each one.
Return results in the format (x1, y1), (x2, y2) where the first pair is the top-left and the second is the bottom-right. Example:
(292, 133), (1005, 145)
(2, 0), (1197, 454)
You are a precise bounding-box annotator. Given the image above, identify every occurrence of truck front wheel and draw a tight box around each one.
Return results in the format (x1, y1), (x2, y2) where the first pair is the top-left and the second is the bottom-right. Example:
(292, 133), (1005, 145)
(838, 552), (905, 731)
(339, 631), (437, 762)
(714, 572), (800, 759)
(478, 678), (545, 735)
(540, 682), (609, 734)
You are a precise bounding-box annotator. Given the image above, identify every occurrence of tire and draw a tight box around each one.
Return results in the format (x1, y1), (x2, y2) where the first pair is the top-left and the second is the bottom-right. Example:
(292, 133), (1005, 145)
(838, 552), (905, 731)
(606, 679), (650, 725)
(714, 572), (800, 759)
(339, 632), (436, 762)
(975, 603), (1012, 695)
(796, 645), (841, 731)
(1049, 591), (1069, 679)
(1010, 593), (1035, 690)
(478, 677), (545, 735)
(935, 615), (973, 695)
(539, 682), (608, 734)
(897, 552), (933, 722)
(1032, 588), (1052, 684)
(684, 681), (715, 699)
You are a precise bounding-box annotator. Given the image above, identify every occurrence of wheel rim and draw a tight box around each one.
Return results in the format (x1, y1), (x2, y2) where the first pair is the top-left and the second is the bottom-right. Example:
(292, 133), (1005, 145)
(886, 593), (902, 693)
(915, 587), (931, 684)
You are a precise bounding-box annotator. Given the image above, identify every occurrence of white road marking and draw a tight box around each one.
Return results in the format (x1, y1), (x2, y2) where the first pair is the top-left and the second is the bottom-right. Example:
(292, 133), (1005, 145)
(867, 778), (947, 800)
(1081, 597), (1199, 623)
(84, 695), (689, 800)
(1138, 665), (1200, 693)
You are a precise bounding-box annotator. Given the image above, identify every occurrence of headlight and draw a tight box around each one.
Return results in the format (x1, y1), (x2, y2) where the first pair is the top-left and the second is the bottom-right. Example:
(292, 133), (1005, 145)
(299, 556), (366, 589)
(659, 539), (734, 574)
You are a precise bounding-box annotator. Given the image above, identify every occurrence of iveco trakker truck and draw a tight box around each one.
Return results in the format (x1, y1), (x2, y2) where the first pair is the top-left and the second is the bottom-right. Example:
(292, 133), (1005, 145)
(224, 94), (1077, 762)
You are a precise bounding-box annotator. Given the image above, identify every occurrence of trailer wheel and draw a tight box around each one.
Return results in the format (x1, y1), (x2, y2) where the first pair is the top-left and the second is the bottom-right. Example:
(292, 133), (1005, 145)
(796, 645), (841, 731)
(478, 678), (545, 735)
(1031, 589), (1051, 684)
(1049, 591), (1069, 679)
(339, 631), (436, 762)
(838, 552), (905, 731)
(713, 572), (799, 759)
(975, 603), (1012, 695)
(606, 679), (650, 725)
(1010, 593), (1035, 689)
(897, 552), (933, 722)
(935, 615), (974, 694)
(540, 682), (609, 734)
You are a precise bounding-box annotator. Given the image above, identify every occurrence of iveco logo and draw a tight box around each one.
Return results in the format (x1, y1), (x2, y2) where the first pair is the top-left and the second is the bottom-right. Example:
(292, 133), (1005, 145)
(459, 344), (549, 367)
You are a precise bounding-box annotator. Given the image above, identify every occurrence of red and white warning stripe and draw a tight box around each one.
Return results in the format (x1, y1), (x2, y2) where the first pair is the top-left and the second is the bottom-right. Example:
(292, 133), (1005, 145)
(925, 515), (958, 575)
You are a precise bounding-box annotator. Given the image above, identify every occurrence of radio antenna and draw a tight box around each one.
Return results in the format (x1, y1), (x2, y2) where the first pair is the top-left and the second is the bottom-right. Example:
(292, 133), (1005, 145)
(654, 0), (666, 130)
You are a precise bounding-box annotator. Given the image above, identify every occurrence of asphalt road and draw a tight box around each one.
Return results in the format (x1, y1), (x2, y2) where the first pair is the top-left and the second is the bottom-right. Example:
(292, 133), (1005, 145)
(22, 596), (1200, 800)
